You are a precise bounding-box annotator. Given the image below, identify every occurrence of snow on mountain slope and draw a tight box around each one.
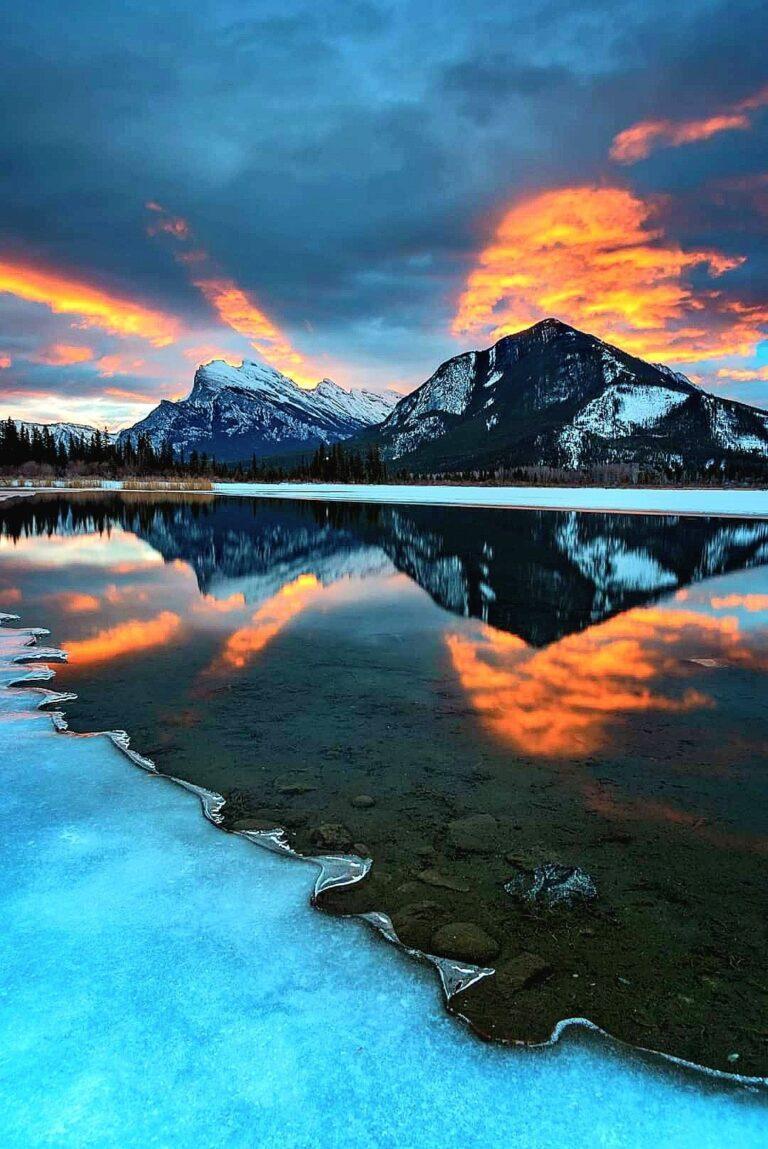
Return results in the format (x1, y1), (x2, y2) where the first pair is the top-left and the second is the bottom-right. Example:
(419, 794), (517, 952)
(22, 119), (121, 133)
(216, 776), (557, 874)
(558, 383), (691, 466)
(14, 421), (117, 447)
(382, 352), (477, 458)
(121, 359), (397, 461)
(364, 319), (768, 473)
(555, 512), (678, 614)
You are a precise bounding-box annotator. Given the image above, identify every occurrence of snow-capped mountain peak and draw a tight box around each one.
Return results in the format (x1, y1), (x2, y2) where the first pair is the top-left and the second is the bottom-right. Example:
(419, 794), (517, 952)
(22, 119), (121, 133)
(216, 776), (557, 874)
(119, 358), (397, 461)
(363, 319), (768, 472)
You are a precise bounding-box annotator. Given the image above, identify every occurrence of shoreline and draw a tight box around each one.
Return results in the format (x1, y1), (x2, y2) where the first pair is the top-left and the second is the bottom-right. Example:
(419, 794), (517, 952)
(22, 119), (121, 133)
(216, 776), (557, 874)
(7, 615), (766, 1091)
(4, 480), (768, 517)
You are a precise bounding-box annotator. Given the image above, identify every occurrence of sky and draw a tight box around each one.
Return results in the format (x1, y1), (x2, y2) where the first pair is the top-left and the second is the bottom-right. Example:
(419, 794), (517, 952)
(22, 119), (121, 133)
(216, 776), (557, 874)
(0, 0), (767, 429)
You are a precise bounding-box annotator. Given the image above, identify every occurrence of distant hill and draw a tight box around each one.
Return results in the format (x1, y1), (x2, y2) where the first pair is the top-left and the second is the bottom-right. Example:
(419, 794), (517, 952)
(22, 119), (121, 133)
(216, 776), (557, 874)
(13, 420), (117, 448)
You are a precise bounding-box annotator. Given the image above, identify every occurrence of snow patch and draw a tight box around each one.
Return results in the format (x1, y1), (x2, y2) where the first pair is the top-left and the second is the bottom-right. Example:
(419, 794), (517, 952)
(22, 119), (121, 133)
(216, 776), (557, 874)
(559, 384), (690, 465)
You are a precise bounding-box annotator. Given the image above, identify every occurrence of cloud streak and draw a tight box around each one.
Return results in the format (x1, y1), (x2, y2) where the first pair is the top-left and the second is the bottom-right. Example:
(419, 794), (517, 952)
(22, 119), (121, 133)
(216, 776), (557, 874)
(0, 258), (182, 346)
(611, 83), (768, 163)
(146, 203), (322, 386)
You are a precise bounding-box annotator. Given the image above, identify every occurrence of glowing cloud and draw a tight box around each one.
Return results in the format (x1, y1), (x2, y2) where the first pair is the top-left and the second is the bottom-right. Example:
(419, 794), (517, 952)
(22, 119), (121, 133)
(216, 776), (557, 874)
(0, 258), (181, 346)
(204, 574), (321, 676)
(34, 343), (95, 366)
(192, 277), (316, 385)
(145, 201), (191, 240)
(0, 356), (11, 369)
(611, 84), (768, 163)
(193, 592), (247, 615)
(716, 367), (768, 382)
(446, 605), (765, 757)
(63, 611), (181, 667)
(145, 202), (319, 385)
(45, 591), (100, 613)
(710, 594), (768, 612)
(452, 185), (766, 363)
(103, 583), (151, 605)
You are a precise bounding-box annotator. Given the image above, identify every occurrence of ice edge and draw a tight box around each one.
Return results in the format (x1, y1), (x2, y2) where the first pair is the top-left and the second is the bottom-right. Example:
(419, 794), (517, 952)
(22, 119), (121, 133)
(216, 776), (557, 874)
(2, 613), (766, 1091)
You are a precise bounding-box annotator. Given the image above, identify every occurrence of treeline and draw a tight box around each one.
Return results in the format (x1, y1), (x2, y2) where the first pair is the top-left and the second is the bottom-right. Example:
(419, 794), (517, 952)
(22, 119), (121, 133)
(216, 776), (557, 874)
(0, 419), (184, 476)
(205, 443), (388, 483)
(0, 420), (390, 484)
(2, 418), (767, 487)
(412, 457), (768, 487)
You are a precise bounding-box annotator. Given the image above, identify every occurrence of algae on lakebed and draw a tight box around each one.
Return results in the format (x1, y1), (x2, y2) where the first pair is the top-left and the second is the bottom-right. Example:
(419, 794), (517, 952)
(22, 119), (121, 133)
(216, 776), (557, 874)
(3, 491), (768, 1078)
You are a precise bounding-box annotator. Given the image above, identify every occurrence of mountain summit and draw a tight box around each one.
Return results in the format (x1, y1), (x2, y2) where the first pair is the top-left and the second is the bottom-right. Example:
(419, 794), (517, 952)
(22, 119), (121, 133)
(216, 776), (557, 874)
(361, 319), (768, 473)
(119, 360), (397, 461)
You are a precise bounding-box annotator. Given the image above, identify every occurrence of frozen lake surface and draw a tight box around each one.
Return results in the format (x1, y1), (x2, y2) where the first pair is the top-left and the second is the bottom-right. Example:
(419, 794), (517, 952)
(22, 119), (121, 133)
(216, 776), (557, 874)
(212, 482), (768, 517)
(0, 622), (766, 1147)
(6, 482), (768, 517)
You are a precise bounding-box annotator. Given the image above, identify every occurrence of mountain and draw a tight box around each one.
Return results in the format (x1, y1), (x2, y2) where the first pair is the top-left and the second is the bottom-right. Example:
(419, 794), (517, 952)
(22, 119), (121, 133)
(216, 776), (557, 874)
(359, 319), (768, 473)
(118, 360), (398, 462)
(14, 420), (117, 448)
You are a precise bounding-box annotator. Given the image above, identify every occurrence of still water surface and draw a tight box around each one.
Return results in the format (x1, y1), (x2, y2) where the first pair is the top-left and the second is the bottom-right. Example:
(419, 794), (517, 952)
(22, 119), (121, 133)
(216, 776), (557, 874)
(1, 492), (767, 1077)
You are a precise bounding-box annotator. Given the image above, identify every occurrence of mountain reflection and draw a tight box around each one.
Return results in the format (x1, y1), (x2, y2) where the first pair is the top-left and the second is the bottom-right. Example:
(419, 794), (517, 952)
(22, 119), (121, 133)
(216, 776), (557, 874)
(1, 493), (767, 648)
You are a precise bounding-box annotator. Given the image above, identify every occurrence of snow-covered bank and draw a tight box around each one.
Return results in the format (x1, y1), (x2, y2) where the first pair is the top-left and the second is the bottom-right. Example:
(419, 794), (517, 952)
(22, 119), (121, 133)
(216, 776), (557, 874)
(213, 482), (768, 518)
(0, 623), (766, 1147)
(5, 482), (768, 517)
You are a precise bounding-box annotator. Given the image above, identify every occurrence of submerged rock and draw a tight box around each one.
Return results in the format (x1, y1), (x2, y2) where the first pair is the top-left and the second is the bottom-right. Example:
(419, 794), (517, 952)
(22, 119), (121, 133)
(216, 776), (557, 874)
(310, 823), (354, 852)
(494, 952), (552, 994)
(416, 868), (470, 893)
(350, 794), (376, 809)
(276, 781), (316, 796)
(392, 901), (450, 951)
(446, 813), (498, 854)
(231, 816), (284, 832)
(430, 921), (500, 965)
(505, 863), (597, 908)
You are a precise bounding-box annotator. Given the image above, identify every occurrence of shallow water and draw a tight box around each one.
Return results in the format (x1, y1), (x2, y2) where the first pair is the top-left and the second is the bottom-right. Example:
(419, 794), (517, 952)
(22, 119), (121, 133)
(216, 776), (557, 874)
(1, 491), (767, 1075)
(0, 625), (767, 1148)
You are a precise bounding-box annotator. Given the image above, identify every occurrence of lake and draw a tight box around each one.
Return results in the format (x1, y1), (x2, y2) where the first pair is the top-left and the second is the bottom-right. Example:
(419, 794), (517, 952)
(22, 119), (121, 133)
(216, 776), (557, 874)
(1, 490), (767, 1078)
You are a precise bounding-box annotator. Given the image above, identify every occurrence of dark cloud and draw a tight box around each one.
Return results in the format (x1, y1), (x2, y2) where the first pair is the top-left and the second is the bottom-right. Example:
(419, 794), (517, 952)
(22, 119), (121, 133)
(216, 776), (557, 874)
(0, 0), (766, 419)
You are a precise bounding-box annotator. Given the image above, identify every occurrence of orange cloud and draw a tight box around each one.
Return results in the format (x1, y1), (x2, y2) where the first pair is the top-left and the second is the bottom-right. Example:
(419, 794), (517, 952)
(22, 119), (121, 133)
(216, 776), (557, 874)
(45, 591), (100, 613)
(0, 258), (181, 346)
(203, 575), (321, 676)
(145, 201), (191, 240)
(194, 592), (247, 614)
(715, 367), (768, 382)
(582, 779), (768, 857)
(103, 583), (151, 605)
(63, 611), (181, 667)
(0, 355), (11, 369)
(0, 587), (21, 604)
(145, 201), (319, 385)
(34, 343), (94, 366)
(98, 354), (148, 378)
(192, 276), (316, 385)
(103, 385), (153, 402)
(611, 84), (768, 163)
(452, 185), (766, 363)
(710, 593), (768, 612)
(446, 605), (765, 757)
